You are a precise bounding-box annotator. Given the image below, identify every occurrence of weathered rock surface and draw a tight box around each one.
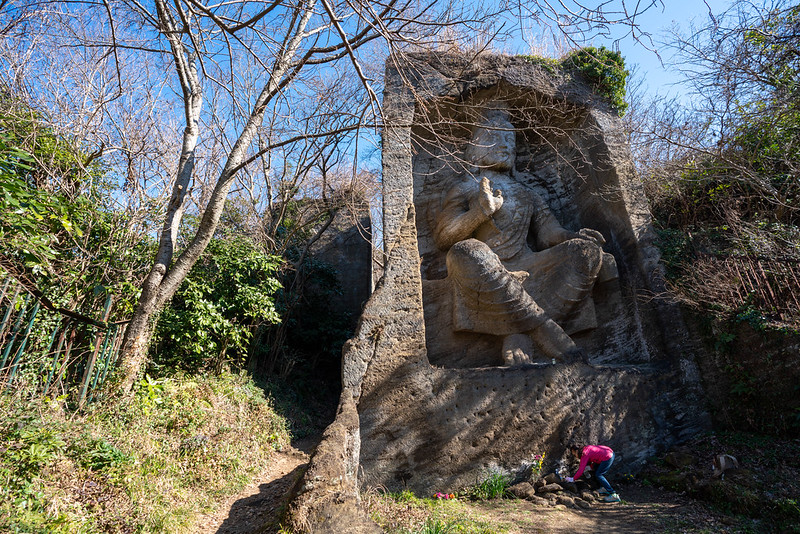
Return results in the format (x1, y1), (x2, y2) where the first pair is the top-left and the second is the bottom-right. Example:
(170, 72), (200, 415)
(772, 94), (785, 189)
(527, 494), (551, 507)
(508, 482), (537, 500)
(309, 202), (373, 326)
(357, 52), (710, 494)
(556, 495), (576, 507)
(288, 51), (712, 531)
(537, 483), (564, 494)
(285, 395), (381, 533)
(543, 473), (562, 485)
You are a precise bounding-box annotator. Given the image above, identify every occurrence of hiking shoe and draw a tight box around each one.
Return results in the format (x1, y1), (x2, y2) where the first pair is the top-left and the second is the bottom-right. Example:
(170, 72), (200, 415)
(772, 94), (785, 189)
(596, 488), (610, 495)
(603, 493), (621, 503)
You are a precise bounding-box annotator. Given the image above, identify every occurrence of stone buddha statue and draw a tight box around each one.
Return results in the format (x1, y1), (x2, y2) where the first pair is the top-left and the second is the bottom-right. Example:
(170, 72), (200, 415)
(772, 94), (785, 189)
(433, 106), (615, 365)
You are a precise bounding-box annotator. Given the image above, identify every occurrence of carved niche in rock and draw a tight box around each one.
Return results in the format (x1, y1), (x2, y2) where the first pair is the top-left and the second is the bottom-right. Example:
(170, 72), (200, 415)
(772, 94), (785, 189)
(417, 101), (623, 368)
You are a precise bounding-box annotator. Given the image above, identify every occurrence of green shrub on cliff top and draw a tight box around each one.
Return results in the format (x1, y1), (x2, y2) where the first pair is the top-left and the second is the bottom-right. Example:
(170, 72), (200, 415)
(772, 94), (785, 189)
(520, 46), (629, 115)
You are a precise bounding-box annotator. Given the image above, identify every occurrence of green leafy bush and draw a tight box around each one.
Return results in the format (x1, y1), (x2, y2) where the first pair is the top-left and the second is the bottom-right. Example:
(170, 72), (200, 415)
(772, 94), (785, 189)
(0, 370), (291, 533)
(560, 46), (629, 115)
(519, 47), (629, 115)
(152, 236), (282, 372)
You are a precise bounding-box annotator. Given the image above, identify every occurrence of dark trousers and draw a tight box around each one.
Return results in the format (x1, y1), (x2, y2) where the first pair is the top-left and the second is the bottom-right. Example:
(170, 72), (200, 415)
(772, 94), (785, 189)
(594, 452), (615, 493)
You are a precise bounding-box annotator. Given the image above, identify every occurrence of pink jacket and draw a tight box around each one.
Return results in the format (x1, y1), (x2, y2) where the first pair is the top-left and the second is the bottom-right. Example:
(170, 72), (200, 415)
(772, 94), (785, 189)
(572, 445), (613, 480)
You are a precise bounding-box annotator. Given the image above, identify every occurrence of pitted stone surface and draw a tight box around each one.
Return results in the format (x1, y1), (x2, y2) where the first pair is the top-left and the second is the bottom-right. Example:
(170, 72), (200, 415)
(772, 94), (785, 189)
(289, 53), (711, 532)
(361, 53), (708, 493)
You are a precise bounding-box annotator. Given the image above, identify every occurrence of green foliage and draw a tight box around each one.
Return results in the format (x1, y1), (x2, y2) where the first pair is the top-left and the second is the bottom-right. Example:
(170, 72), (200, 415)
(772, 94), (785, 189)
(414, 518), (458, 534)
(654, 228), (694, 279)
(0, 131), (93, 280)
(468, 472), (512, 500)
(0, 424), (66, 512)
(735, 306), (768, 331)
(0, 93), (153, 320)
(394, 489), (418, 503)
(70, 436), (130, 473)
(518, 55), (559, 74)
(742, 5), (799, 97)
(560, 46), (629, 115)
(651, 3), (800, 231)
(152, 236), (282, 372)
(0, 370), (291, 533)
(365, 490), (500, 534)
(519, 48), (629, 115)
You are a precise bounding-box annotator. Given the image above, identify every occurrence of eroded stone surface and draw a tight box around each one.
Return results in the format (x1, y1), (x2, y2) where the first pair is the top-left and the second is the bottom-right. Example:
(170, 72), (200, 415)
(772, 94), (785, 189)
(360, 53), (709, 493)
(289, 52), (710, 531)
(428, 104), (612, 365)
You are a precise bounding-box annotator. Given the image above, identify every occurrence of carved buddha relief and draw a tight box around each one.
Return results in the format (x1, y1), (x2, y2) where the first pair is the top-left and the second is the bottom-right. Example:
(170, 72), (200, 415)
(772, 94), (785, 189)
(417, 103), (618, 367)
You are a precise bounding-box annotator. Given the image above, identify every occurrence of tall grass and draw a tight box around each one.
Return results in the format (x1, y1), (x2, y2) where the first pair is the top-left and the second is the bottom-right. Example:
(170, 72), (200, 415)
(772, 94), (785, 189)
(468, 472), (513, 500)
(0, 370), (290, 533)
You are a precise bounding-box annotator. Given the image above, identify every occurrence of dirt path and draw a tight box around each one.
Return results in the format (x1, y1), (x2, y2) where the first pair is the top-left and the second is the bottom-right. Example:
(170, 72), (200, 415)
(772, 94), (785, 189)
(465, 484), (743, 534)
(194, 455), (747, 534)
(192, 445), (310, 534)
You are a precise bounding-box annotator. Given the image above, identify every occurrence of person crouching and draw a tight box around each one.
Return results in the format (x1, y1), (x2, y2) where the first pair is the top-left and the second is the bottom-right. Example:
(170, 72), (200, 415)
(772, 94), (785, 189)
(564, 443), (620, 503)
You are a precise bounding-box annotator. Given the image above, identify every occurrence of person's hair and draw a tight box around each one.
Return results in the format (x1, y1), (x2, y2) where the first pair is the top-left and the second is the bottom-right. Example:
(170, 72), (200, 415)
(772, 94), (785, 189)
(567, 443), (583, 454)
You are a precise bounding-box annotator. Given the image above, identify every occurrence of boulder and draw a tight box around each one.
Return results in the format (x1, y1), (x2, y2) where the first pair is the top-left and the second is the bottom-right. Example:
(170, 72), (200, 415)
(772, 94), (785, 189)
(574, 497), (592, 509)
(712, 454), (740, 478)
(556, 495), (575, 507)
(528, 495), (550, 506)
(508, 482), (537, 500)
(560, 481), (578, 493)
(543, 473), (562, 485)
(537, 483), (564, 494)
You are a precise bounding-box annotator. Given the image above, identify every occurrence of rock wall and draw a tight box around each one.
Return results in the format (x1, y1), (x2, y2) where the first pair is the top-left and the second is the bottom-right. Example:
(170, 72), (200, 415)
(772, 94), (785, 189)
(288, 52), (711, 530)
(310, 204), (373, 327)
(362, 52), (710, 492)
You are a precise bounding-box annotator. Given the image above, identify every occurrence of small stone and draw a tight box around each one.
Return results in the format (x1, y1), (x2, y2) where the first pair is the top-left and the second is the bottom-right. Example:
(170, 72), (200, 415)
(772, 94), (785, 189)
(556, 495), (575, 507)
(553, 504), (568, 510)
(528, 495), (550, 506)
(509, 482), (537, 499)
(574, 497), (592, 509)
(543, 473), (561, 485)
(537, 483), (563, 494)
(580, 491), (596, 502)
(560, 481), (578, 493)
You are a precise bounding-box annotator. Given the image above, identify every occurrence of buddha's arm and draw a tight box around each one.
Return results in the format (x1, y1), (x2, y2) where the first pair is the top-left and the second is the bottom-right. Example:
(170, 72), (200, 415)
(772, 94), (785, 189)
(434, 178), (502, 250)
(530, 192), (575, 249)
(531, 192), (605, 249)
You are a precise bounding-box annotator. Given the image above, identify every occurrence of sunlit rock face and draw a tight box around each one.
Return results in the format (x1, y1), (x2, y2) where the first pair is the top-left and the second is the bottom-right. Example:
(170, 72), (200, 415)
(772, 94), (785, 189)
(347, 52), (710, 494)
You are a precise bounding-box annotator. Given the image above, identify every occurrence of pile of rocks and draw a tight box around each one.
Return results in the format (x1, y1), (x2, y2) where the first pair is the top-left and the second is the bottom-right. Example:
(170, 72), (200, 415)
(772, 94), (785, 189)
(508, 473), (602, 510)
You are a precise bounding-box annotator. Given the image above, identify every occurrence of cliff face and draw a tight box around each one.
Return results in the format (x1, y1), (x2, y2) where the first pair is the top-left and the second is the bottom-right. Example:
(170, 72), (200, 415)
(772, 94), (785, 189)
(288, 52), (712, 531)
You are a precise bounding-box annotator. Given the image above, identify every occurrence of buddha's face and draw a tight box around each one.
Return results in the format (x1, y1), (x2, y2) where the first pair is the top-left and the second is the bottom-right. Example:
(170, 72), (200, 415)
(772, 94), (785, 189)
(467, 118), (516, 171)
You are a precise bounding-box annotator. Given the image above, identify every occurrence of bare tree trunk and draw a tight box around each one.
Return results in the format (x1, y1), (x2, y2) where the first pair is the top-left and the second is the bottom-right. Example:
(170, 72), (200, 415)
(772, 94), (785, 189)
(114, 0), (317, 394)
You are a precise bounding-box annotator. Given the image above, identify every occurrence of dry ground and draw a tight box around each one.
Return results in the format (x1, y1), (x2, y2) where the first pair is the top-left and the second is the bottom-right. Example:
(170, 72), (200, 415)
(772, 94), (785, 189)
(192, 444), (309, 534)
(192, 447), (763, 534)
(460, 484), (752, 534)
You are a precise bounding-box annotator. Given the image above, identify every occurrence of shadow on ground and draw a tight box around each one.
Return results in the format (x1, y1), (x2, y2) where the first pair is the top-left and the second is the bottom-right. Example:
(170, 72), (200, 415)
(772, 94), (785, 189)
(214, 464), (305, 534)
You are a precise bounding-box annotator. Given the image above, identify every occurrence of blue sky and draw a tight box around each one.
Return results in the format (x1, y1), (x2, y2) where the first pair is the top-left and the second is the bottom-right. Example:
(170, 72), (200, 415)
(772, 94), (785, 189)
(593, 0), (734, 98)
